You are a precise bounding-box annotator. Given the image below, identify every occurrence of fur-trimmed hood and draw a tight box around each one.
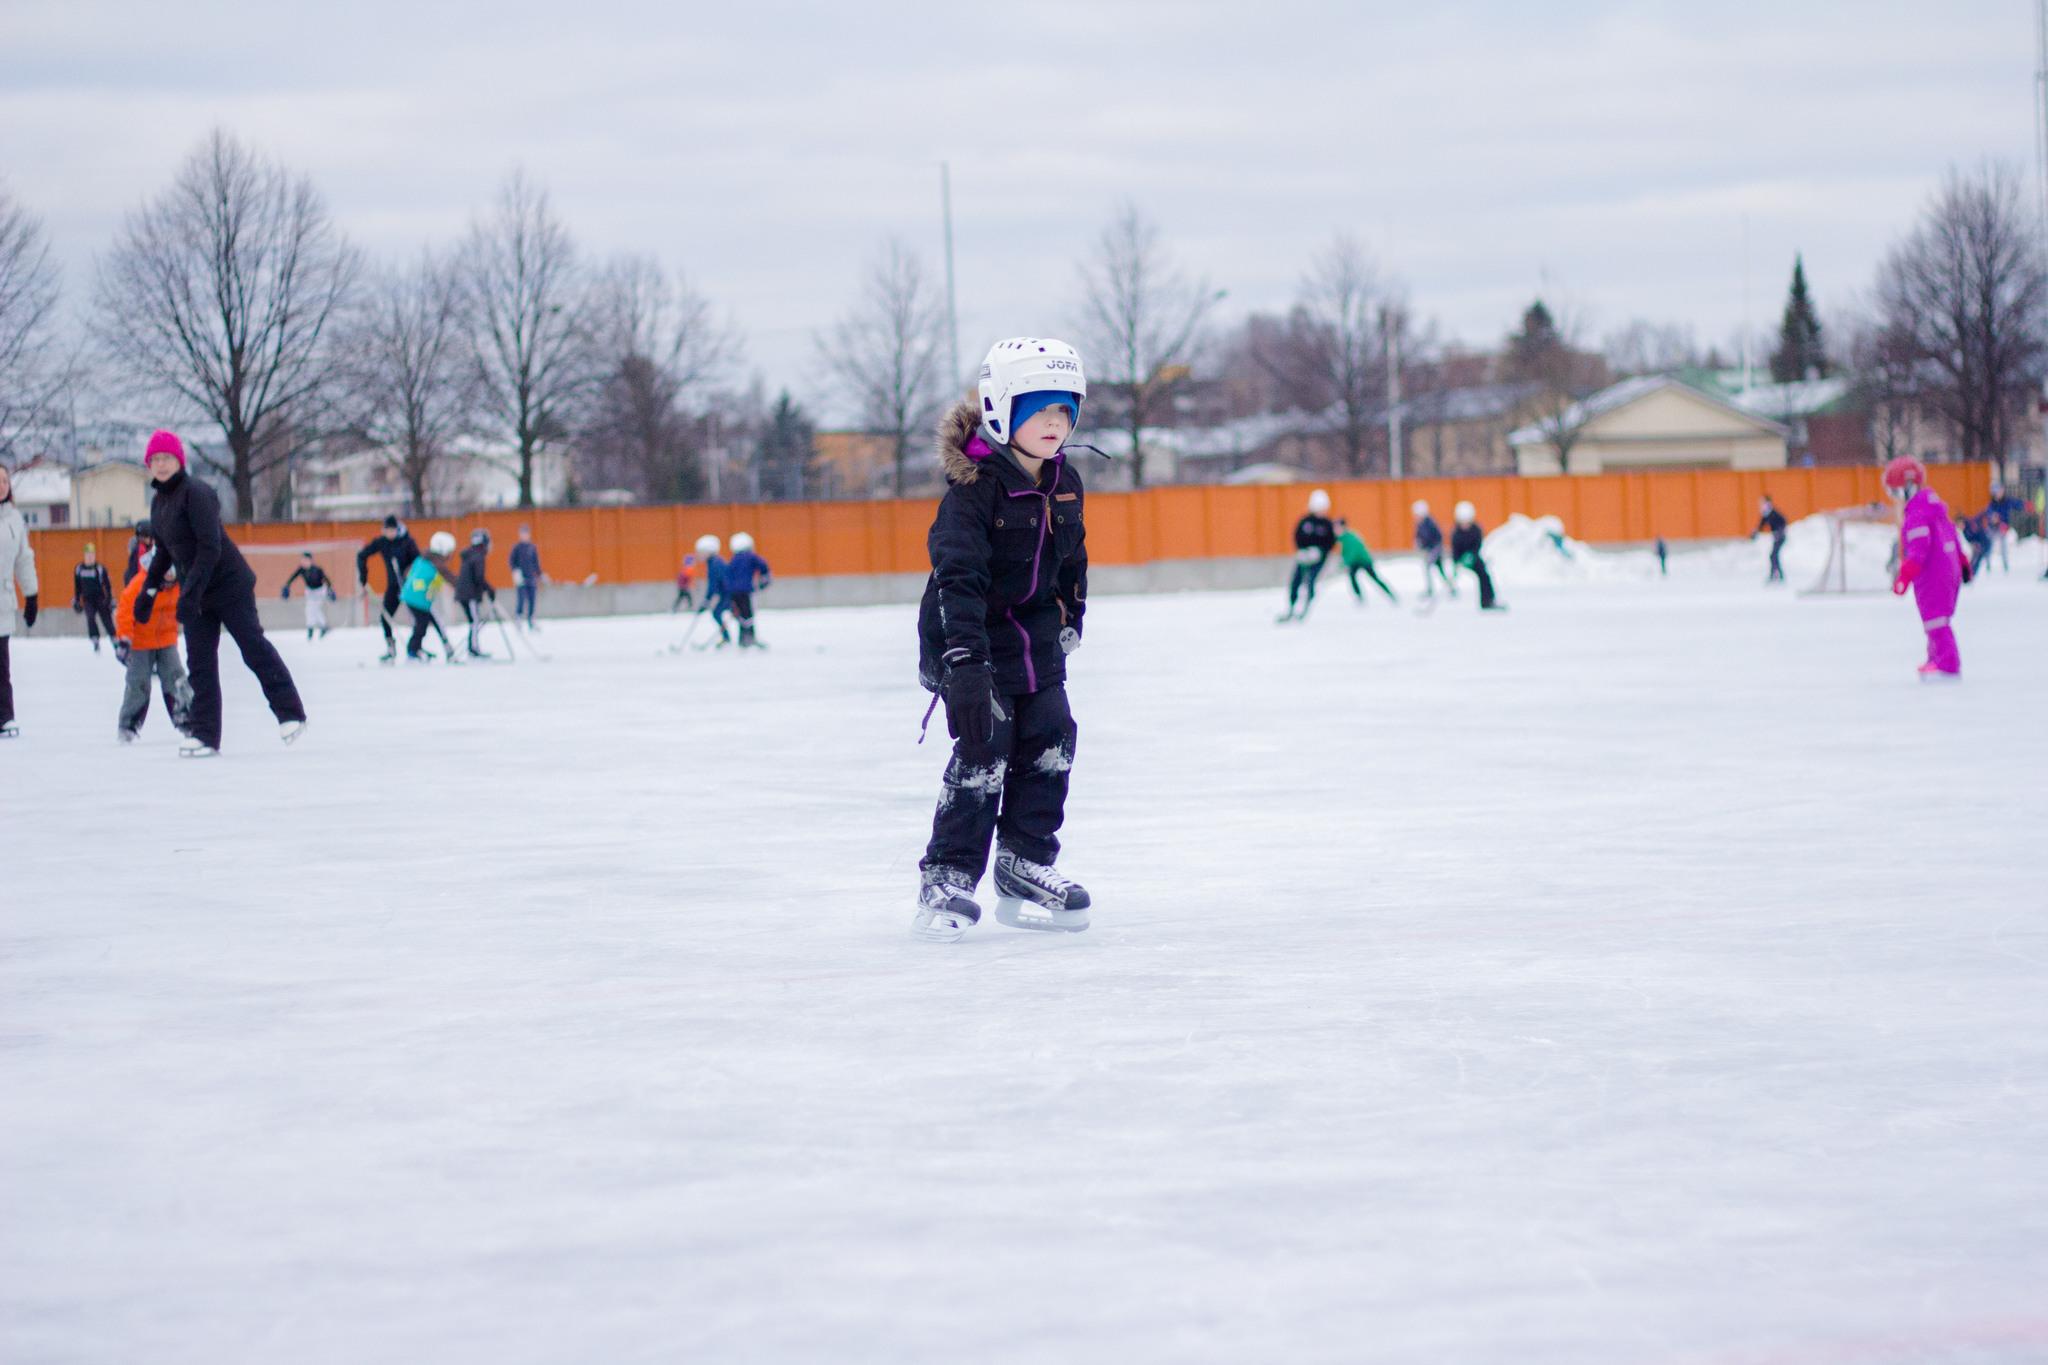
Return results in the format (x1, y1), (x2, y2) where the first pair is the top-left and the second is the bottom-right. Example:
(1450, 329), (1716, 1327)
(935, 399), (991, 486)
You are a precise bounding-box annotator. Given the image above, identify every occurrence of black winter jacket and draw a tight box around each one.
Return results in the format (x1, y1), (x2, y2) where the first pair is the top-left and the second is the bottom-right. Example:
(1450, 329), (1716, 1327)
(357, 531), (420, 591)
(918, 401), (1088, 697)
(1756, 508), (1787, 539)
(1450, 522), (1486, 560)
(141, 470), (257, 617)
(1415, 516), (1445, 552)
(1293, 513), (1336, 558)
(456, 544), (493, 604)
(73, 562), (112, 607)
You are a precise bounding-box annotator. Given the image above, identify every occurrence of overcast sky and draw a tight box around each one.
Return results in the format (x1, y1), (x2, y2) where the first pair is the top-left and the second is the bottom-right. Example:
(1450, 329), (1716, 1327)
(3, 0), (2041, 424)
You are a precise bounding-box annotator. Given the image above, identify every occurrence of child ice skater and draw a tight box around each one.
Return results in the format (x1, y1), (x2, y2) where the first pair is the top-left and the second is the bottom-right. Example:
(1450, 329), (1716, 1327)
(281, 551), (336, 639)
(400, 532), (461, 662)
(914, 337), (1093, 942)
(1278, 489), (1336, 622)
(1335, 517), (1397, 605)
(114, 546), (193, 741)
(1413, 500), (1456, 597)
(1886, 456), (1968, 680)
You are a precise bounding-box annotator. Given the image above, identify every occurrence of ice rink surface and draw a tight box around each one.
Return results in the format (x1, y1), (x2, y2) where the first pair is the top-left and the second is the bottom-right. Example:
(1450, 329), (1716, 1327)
(5, 532), (2046, 1364)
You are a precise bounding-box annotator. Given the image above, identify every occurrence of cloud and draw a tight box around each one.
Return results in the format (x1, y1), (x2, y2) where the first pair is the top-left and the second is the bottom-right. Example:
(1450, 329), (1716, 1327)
(2, 0), (2037, 422)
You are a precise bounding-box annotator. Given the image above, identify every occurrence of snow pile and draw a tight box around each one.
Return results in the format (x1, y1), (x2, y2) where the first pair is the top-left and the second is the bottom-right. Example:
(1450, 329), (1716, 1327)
(1476, 514), (1654, 585)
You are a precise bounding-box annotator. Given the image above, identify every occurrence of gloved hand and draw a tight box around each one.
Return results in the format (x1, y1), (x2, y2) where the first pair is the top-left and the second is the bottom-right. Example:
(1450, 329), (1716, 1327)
(1058, 626), (1081, 655)
(358, 573), (369, 589)
(280, 586), (290, 599)
(114, 640), (131, 665)
(1893, 559), (1921, 596)
(22, 595), (37, 628)
(132, 588), (156, 624)
(942, 660), (998, 749)
(72, 597), (82, 612)
(487, 588), (497, 601)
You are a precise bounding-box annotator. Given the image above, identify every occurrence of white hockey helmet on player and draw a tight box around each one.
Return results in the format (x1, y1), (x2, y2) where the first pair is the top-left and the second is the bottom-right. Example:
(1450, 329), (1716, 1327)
(731, 532), (755, 553)
(977, 337), (1086, 446)
(429, 531), (456, 555)
(695, 534), (720, 556)
(1307, 489), (1332, 515)
(1411, 500), (1430, 518)
(1454, 500), (1476, 526)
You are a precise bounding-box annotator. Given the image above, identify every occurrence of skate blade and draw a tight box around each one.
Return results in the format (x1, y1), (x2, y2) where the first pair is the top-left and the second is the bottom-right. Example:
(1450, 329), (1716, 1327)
(911, 909), (972, 943)
(994, 896), (1089, 933)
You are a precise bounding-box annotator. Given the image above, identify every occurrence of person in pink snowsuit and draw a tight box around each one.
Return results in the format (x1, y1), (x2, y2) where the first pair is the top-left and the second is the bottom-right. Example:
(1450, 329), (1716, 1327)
(1886, 456), (1967, 679)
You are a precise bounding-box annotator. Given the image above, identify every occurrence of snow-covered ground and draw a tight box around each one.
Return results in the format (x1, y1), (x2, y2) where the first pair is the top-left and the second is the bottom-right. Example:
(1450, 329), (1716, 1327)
(5, 534), (2047, 1365)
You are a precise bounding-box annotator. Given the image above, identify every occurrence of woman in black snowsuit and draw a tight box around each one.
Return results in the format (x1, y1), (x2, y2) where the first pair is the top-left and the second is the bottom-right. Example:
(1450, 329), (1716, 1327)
(133, 430), (307, 755)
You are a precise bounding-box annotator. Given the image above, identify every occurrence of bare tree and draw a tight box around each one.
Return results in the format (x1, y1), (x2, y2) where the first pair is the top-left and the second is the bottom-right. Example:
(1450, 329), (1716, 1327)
(1875, 163), (2048, 463)
(1602, 319), (1700, 377)
(1844, 313), (1924, 463)
(0, 182), (63, 457)
(817, 239), (948, 496)
(1076, 203), (1221, 487)
(578, 253), (737, 504)
(350, 248), (477, 515)
(463, 171), (597, 508)
(1256, 236), (1401, 475)
(91, 130), (359, 516)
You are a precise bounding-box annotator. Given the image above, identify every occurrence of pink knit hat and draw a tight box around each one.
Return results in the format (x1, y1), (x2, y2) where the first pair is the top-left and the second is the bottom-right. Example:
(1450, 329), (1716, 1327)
(144, 429), (185, 468)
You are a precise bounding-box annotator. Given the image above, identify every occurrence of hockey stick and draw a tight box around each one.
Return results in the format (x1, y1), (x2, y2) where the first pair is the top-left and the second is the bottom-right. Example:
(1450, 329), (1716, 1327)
(505, 607), (554, 661)
(484, 600), (523, 662)
(666, 605), (712, 655)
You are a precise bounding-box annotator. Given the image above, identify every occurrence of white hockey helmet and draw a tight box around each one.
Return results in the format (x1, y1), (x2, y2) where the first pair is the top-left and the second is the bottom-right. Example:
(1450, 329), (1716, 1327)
(1411, 500), (1430, 518)
(1307, 488), (1332, 515)
(1454, 500), (1476, 526)
(978, 337), (1086, 446)
(730, 532), (755, 554)
(428, 531), (456, 555)
(695, 534), (721, 556)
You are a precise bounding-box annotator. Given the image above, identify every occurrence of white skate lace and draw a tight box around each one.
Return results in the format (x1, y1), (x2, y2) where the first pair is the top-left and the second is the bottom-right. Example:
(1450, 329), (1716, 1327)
(1014, 856), (1073, 894)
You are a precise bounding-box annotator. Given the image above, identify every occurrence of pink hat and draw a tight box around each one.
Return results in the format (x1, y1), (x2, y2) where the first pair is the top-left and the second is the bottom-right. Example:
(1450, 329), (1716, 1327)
(144, 430), (185, 468)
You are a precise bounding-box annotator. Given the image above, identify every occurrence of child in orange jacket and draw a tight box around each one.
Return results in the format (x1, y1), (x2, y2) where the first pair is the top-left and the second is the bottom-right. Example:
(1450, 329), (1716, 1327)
(114, 537), (193, 741)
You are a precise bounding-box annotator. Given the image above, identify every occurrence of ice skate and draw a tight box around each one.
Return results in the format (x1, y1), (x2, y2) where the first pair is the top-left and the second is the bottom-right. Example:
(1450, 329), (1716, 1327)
(118, 727), (138, 745)
(993, 846), (1090, 933)
(0, 722), (19, 738)
(179, 738), (218, 758)
(912, 866), (982, 943)
(279, 719), (307, 745)
(1917, 664), (1960, 683)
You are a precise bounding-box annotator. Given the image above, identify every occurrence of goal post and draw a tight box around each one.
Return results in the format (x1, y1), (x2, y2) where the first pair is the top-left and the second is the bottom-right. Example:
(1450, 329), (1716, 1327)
(1801, 504), (1898, 597)
(240, 539), (374, 623)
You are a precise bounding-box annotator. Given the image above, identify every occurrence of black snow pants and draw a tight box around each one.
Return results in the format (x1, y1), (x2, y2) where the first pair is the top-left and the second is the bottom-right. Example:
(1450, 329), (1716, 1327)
(923, 682), (1077, 881)
(1347, 563), (1396, 602)
(1286, 558), (1326, 614)
(83, 598), (116, 644)
(183, 591), (306, 749)
(1767, 534), (1786, 583)
(1465, 554), (1499, 609)
(379, 583), (403, 646)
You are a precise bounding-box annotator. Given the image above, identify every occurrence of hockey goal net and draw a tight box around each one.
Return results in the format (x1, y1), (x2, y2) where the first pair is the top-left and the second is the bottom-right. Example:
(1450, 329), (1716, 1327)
(1801, 505), (1898, 596)
(240, 539), (371, 617)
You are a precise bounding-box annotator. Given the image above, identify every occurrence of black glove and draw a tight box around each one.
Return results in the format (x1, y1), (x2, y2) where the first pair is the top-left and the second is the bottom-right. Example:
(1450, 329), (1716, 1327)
(280, 586), (290, 599)
(72, 597), (83, 612)
(132, 588), (156, 624)
(23, 595), (37, 628)
(115, 640), (131, 665)
(487, 588), (497, 601)
(942, 660), (998, 750)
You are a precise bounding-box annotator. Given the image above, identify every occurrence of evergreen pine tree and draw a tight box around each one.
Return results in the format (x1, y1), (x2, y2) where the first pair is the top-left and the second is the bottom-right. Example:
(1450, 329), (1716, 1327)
(1769, 256), (1829, 382)
(754, 391), (818, 501)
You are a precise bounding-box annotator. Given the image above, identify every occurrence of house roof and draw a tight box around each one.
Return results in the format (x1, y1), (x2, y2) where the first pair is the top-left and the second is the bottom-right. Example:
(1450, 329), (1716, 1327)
(1507, 376), (1789, 446)
(7, 460), (72, 504)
